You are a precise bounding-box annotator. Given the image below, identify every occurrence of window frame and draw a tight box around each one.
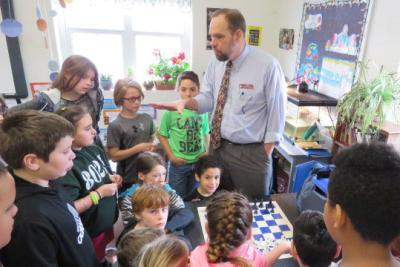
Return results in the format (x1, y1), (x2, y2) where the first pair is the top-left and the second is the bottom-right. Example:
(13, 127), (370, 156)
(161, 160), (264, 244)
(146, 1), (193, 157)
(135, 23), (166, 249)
(53, 5), (192, 82)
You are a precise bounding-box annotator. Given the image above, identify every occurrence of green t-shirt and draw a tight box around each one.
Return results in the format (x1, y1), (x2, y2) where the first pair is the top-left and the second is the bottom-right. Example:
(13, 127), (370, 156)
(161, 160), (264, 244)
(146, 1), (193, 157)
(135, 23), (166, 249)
(159, 109), (209, 163)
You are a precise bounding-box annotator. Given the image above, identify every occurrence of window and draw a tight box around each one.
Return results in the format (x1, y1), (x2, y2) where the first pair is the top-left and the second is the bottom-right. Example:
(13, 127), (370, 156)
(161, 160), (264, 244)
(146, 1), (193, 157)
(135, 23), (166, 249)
(53, 1), (192, 83)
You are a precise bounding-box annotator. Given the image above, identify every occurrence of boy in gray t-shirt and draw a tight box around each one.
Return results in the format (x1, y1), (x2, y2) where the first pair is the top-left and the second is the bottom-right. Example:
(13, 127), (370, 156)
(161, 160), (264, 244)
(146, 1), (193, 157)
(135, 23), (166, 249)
(107, 79), (155, 189)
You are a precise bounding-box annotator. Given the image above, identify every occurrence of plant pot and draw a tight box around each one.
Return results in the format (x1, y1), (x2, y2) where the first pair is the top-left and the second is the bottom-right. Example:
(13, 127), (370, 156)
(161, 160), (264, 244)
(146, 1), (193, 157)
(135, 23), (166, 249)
(143, 81), (154, 91)
(155, 81), (175, 90)
(101, 79), (113, 90)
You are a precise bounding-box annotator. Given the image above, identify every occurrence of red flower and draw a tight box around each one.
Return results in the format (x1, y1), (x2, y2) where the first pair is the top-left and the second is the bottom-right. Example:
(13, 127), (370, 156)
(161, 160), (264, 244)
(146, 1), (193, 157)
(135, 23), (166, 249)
(149, 68), (154, 75)
(164, 73), (171, 80)
(171, 57), (178, 64)
(178, 52), (185, 60)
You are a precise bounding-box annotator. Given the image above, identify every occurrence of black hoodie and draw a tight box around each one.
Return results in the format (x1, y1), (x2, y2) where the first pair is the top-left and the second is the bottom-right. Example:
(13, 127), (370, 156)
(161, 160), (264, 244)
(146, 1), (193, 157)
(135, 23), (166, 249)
(0, 175), (99, 267)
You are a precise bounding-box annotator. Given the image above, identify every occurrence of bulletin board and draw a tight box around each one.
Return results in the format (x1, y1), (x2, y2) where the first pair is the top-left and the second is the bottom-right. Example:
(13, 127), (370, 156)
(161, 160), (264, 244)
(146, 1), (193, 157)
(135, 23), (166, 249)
(295, 0), (373, 99)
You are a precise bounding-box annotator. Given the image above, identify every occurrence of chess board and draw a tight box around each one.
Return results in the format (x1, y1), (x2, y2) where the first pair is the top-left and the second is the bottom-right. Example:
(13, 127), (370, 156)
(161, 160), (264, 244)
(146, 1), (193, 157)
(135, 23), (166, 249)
(197, 201), (293, 259)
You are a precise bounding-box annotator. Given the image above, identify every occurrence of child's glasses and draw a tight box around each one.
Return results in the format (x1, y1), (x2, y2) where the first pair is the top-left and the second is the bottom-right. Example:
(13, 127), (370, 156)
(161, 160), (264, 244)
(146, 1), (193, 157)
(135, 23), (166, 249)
(122, 96), (142, 103)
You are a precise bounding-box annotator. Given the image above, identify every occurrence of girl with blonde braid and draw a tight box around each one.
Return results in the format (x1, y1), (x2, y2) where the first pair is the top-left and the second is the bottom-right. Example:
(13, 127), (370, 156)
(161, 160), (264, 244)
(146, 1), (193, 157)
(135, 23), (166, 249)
(190, 191), (290, 267)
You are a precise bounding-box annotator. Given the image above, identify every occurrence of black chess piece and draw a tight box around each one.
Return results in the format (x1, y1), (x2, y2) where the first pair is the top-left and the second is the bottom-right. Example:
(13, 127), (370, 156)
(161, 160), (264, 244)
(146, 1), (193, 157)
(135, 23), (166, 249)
(252, 200), (257, 211)
(270, 200), (275, 213)
(258, 201), (264, 209)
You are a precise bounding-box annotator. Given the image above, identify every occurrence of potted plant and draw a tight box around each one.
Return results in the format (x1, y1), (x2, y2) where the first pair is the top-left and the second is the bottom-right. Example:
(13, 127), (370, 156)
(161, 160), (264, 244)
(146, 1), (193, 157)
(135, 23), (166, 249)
(143, 80), (154, 91)
(337, 62), (400, 140)
(100, 74), (113, 90)
(148, 49), (190, 90)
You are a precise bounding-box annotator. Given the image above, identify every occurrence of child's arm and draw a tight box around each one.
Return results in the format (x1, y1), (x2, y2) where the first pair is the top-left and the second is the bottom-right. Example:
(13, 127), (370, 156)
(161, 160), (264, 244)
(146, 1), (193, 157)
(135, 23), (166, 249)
(166, 207), (194, 233)
(74, 183), (118, 213)
(264, 242), (291, 267)
(203, 134), (210, 154)
(108, 143), (155, 162)
(106, 121), (155, 162)
(158, 133), (187, 165)
(119, 195), (135, 226)
(165, 188), (193, 232)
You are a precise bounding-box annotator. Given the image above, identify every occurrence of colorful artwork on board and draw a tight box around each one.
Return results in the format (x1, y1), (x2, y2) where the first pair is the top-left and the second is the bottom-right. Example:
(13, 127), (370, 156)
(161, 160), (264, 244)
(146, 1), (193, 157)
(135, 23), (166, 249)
(304, 14), (322, 31)
(296, 43), (320, 86)
(295, 0), (372, 99)
(325, 24), (358, 56)
(318, 57), (355, 99)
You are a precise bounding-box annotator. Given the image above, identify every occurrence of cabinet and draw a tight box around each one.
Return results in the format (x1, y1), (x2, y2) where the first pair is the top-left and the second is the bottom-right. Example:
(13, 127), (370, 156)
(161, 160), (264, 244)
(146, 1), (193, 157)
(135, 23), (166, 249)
(273, 86), (337, 193)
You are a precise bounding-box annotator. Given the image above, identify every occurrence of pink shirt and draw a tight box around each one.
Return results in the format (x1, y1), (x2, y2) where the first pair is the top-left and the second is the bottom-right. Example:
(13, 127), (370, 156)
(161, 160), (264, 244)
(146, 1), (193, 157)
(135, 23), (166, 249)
(190, 241), (267, 267)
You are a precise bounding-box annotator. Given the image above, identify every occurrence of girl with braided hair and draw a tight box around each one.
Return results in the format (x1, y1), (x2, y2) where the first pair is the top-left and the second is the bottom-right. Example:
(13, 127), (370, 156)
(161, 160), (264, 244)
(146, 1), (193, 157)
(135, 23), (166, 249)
(190, 191), (290, 267)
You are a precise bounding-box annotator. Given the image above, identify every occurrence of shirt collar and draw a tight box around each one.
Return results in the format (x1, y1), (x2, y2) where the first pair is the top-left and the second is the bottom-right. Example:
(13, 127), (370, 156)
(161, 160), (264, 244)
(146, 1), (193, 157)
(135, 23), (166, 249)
(231, 44), (250, 71)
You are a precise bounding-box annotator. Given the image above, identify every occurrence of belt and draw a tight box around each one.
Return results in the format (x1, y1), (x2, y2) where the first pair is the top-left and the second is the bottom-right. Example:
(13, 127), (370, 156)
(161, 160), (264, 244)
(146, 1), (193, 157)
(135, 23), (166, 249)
(221, 138), (262, 146)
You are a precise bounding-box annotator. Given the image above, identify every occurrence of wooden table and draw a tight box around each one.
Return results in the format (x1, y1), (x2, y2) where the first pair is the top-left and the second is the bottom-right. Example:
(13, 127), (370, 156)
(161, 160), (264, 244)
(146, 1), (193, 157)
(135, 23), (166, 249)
(184, 193), (299, 267)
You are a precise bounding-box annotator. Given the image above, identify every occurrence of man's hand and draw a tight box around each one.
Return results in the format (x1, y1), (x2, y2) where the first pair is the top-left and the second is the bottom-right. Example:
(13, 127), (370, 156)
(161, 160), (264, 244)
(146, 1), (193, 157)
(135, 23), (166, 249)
(150, 99), (186, 113)
(264, 143), (275, 156)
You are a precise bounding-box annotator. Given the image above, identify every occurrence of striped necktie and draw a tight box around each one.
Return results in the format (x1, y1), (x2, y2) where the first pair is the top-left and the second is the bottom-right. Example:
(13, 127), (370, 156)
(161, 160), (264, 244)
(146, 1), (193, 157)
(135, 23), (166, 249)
(210, 60), (233, 150)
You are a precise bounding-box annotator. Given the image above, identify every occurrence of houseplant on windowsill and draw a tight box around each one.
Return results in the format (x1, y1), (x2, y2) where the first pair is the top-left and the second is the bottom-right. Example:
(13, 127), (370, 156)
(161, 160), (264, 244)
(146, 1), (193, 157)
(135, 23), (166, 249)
(149, 49), (190, 90)
(336, 61), (400, 142)
(100, 74), (113, 90)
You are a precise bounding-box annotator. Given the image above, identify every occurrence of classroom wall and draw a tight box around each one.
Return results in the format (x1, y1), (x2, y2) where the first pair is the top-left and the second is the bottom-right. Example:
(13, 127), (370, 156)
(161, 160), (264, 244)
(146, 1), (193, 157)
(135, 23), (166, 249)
(264, 0), (400, 79)
(4, 0), (400, 102)
(191, 0), (273, 76)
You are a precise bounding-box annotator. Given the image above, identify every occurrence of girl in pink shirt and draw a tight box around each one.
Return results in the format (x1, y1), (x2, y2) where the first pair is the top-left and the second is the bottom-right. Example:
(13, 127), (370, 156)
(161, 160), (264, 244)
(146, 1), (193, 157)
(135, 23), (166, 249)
(190, 192), (290, 267)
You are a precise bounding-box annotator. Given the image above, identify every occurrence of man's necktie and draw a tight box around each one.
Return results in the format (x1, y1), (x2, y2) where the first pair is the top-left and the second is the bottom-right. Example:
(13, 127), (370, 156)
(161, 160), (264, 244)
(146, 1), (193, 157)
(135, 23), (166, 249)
(210, 60), (233, 150)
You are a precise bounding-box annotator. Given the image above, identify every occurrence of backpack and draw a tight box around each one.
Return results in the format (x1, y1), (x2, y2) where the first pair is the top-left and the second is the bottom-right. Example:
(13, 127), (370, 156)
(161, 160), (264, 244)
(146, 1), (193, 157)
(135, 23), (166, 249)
(296, 161), (335, 212)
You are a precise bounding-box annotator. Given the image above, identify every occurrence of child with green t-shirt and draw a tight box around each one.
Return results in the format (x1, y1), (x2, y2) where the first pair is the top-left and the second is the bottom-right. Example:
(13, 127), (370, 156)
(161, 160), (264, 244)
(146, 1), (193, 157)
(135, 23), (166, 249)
(158, 71), (209, 198)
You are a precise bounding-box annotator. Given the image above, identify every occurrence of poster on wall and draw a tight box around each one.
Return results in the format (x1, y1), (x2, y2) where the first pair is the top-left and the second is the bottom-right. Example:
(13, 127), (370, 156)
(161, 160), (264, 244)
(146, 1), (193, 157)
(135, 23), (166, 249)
(246, 26), (263, 47)
(30, 82), (51, 98)
(279, 28), (294, 50)
(295, 0), (373, 99)
(206, 8), (220, 50)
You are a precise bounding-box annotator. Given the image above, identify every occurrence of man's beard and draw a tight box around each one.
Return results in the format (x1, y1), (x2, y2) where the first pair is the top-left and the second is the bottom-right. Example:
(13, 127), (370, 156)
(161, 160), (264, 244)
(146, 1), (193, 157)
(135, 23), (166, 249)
(215, 53), (229, 61)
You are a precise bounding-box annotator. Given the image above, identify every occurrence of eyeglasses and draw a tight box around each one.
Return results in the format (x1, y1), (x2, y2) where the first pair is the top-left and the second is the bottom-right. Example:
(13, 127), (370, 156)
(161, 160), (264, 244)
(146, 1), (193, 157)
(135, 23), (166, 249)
(122, 96), (142, 103)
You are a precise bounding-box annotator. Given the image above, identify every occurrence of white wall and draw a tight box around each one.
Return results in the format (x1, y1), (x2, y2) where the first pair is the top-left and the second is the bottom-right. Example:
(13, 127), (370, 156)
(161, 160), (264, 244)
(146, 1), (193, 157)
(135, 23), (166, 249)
(10, 0), (56, 96)
(191, 0), (273, 76)
(4, 0), (400, 102)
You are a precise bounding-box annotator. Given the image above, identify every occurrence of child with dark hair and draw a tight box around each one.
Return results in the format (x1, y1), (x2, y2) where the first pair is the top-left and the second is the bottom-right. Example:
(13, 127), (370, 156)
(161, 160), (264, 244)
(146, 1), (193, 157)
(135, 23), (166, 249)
(56, 105), (122, 262)
(0, 157), (18, 250)
(190, 191), (290, 267)
(117, 227), (165, 267)
(119, 152), (193, 235)
(158, 70), (209, 198)
(107, 78), (156, 189)
(292, 210), (339, 267)
(184, 155), (222, 202)
(324, 142), (400, 267)
(0, 110), (98, 267)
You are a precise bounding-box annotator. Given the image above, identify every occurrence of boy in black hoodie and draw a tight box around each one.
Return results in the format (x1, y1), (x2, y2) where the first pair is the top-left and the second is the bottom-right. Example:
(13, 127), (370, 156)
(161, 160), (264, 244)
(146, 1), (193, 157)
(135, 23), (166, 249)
(0, 110), (99, 267)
